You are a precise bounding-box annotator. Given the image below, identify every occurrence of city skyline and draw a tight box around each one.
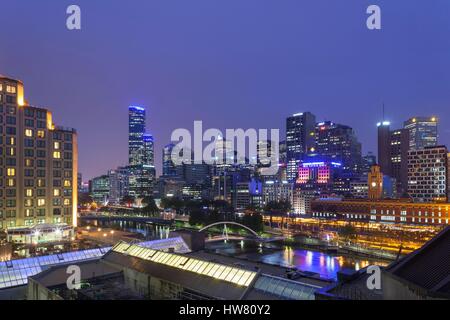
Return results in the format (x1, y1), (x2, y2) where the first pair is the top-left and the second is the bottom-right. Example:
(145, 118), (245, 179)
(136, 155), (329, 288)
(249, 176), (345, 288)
(2, 1), (450, 180)
(1, 1), (450, 304)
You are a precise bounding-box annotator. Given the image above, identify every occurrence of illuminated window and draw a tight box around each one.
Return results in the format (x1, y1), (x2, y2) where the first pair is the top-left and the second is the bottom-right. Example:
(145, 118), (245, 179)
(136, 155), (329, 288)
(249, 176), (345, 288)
(53, 189), (61, 197)
(53, 151), (61, 159)
(111, 243), (257, 287)
(64, 199), (71, 206)
(25, 159), (33, 167)
(25, 129), (33, 137)
(54, 141), (60, 150)
(37, 199), (45, 207)
(37, 130), (45, 138)
(7, 168), (15, 176)
(7, 179), (15, 187)
(64, 180), (71, 187)
(24, 199), (33, 207)
(26, 189), (33, 197)
(9, 137), (15, 145)
(6, 86), (16, 94)
(8, 148), (15, 156)
(37, 179), (45, 187)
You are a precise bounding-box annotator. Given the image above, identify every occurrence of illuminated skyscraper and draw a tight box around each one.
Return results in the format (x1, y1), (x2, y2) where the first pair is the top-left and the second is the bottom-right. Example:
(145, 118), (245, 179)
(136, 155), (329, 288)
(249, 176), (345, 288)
(315, 121), (362, 177)
(377, 121), (392, 176)
(142, 133), (154, 166)
(0, 75), (78, 230)
(128, 106), (146, 165)
(377, 121), (409, 195)
(162, 143), (177, 176)
(127, 106), (155, 197)
(404, 116), (438, 151)
(407, 146), (448, 202)
(286, 112), (316, 182)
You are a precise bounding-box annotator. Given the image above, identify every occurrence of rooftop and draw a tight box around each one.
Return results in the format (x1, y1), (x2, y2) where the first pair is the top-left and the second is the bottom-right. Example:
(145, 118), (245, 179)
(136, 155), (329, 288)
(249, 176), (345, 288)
(385, 226), (450, 298)
(0, 236), (191, 290)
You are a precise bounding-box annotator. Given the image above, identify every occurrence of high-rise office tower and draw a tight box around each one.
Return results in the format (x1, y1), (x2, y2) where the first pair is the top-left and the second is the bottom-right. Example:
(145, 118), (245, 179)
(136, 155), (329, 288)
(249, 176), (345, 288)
(127, 164), (155, 199)
(377, 121), (392, 176)
(162, 143), (177, 176)
(128, 106), (146, 165)
(142, 133), (154, 166)
(0, 75), (78, 230)
(404, 117), (438, 150)
(315, 121), (362, 177)
(407, 146), (448, 202)
(90, 175), (110, 205)
(377, 121), (409, 195)
(286, 112), (316, 182)
(127, 106), (155, 198)
(108, 167), (129, 204)
(390, 128), (409, 195)
(213, 136), (234, 176)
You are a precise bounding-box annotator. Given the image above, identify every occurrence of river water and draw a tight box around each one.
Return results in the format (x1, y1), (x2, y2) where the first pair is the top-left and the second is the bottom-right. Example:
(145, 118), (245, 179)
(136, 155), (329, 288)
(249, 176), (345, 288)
(81, 219), (389, 279)
(205, 240), (389, 279)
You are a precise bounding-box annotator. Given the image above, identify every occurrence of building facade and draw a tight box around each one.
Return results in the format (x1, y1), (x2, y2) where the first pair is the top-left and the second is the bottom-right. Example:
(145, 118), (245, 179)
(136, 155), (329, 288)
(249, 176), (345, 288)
(315, 121), (362, 177)
(286, 112), (316, 182)
(368, 165), (383, 200)
(407, 146), (448, 202)
(128, 106), (146, 165)
(142, 133), (154, 166)
(377, 121), (409, 195)
(162, 143), (177, 176)
(90, 175), (110, 205)
(108, 167), (129, 204)
(404, 117), (438, 151)
(263, 180), (293, 205)
(0, 75), (78, 230)
(311, 199), (450, 226)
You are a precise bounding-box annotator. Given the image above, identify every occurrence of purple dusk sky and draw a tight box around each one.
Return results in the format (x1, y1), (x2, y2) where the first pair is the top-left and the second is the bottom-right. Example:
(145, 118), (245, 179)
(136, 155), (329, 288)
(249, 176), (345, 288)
(1, 0), (449, 180)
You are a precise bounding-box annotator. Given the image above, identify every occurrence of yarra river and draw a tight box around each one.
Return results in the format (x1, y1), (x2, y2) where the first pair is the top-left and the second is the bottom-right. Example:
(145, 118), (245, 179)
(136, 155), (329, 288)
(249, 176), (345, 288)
(80, 219), (389, 279)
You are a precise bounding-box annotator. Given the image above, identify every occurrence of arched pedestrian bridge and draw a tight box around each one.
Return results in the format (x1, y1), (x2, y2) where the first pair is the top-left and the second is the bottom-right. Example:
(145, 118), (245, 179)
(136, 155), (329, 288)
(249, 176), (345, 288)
(199, 221), (285, 243)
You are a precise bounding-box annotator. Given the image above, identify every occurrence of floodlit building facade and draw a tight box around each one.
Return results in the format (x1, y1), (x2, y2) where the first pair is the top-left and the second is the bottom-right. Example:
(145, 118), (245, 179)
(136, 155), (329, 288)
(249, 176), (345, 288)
(0, 75), (78, 231)
(407, 146), (448, 202)
(404, 116), (438, 151)
(286, 112), (316, 182)
(311, 199), (450, 226)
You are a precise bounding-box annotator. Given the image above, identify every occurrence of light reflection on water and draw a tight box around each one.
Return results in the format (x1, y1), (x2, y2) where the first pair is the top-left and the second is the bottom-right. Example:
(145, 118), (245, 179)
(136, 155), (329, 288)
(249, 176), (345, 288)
(260, 246), (381, 278)
(80, 219), (171, 240)
(207, 241), (388, 279)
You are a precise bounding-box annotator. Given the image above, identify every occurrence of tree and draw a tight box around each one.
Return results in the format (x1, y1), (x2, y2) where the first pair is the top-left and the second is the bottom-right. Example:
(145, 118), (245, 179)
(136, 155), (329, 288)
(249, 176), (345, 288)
(160, 197), (184, 213)
(264, 200), (291, 228)
(189, 208), (205, 226)
(141, 197), (159, 217)
(242, 213), (264, 233)
(339, 223), (357, 243)
(78, 193), (93, 206)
